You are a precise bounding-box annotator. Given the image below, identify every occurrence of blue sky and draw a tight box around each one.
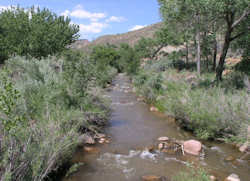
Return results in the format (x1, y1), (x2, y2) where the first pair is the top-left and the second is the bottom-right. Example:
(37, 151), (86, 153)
(0, 0), (161, 40)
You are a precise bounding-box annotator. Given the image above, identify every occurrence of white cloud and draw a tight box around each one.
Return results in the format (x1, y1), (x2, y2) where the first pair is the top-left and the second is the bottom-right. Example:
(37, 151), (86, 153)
(106, 16), (126, 23)
(0, 6), (7, 11)
(61, 5), (106, 21)
(79, 22), (108, 34)
(129, 25), (147, 31)
(61, 10), (70, 17)
(0, 5), (14, 12)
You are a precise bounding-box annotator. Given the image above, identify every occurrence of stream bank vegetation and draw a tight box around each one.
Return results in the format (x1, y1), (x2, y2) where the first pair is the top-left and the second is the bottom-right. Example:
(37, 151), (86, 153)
(87, 0), (249, 148)
(0, 7), (116, 181)
(0, 1), (249, 181)
(173, 168), (210, 181)
(0, 53), (116, 181)
(129, 0), (250, 144)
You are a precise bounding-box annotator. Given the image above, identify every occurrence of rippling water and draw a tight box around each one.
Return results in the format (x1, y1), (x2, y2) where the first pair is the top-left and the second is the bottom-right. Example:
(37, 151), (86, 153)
(63, 74), (250, 181)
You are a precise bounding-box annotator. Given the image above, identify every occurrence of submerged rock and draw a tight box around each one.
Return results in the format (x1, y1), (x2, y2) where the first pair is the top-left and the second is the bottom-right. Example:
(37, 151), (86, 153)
(83, 146), (99, 154)
(224, 173), (240, 181)
(158, 137), (169, 141)
(142, 175), (167, 181)
(225, 156), (235, 162)
(183, 140), (202, 156)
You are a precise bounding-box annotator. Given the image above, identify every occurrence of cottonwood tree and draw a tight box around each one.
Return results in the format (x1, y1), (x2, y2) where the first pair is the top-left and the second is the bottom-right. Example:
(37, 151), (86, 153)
(158, 0), (250, 80)
(0, 6), (79, 62)
(158, 0), (210, 75)
(210, 0), (250, 80)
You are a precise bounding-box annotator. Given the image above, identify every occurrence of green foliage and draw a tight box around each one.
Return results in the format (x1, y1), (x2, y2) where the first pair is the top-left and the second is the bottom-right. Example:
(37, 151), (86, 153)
(0, 6), (79, 62)
(0, 69), (26, 133)
(133, 58), (250, 141)
(234, 19), (250, 75)
(221, 71), (247, 90)
(134, 72), (164, 103)
(134, 37), (156, 58)
(65, 163), (84, 178)
(118, 43), (140, 75)
(0, 53), (111, 181)
(90, 45), (119, 70)
(158, 0), (250, 79)
(88, 43), (140, 76)
(173, 168), (210, 181)
(89, 45), (118, 86)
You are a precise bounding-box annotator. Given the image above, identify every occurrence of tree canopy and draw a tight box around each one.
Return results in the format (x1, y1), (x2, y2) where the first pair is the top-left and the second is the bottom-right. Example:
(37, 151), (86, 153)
(157, 0), (250, 80)
(0, 6), (79, 63)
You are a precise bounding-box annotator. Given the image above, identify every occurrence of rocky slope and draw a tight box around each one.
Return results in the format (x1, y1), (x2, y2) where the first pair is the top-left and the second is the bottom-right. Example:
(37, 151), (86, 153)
(71, 22), (163, 50)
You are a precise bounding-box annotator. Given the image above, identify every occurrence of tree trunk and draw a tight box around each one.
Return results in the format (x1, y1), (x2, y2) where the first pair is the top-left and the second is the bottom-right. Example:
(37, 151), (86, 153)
(196, 31), (201, 76)
(216, 27), (232, 81)
(186, 41), (189, 64)
(212, 38), (217, 71)
(151, 44), (164, 59)
(195, 12), (201, 76)
(206, 55), (209, 70)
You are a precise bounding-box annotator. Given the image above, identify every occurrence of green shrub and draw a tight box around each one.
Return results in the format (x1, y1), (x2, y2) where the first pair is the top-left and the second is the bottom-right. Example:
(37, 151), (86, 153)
(0, 54), (111, 181)
(221, 71), (247, 90)
(0, 6), (79, 62)
(118, 43), (140, 75)
(173, 168), (210, 181)
(133, 60), (250, 141)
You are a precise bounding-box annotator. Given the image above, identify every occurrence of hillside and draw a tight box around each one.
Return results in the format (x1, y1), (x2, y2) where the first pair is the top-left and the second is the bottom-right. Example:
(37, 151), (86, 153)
(72, 22), (163, 50)
(70, 39), (90, 49)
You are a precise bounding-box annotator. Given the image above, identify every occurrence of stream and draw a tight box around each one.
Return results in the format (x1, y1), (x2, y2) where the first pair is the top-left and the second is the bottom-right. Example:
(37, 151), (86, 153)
(63, 74), (250, 181)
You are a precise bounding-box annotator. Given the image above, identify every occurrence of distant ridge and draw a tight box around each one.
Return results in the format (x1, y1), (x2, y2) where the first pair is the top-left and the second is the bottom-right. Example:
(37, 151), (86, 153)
(70, 39), (90, 49)
(72, 22), (163, 50)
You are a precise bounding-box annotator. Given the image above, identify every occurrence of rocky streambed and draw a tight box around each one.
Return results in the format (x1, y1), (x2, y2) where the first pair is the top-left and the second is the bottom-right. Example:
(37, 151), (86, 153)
(63, 74), (250, 181)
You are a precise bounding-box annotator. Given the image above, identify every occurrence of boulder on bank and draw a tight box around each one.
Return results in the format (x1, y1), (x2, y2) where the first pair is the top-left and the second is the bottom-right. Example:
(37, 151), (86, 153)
(78, 134), (95, 145)
(183, 140), (202, 156)
(239, 126), (250, 152)
(150, 106), (159, 112)
(209, 175), (217, 181)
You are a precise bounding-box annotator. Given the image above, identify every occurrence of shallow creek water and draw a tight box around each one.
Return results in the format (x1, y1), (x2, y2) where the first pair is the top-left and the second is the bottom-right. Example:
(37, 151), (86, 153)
(63, 74), (250, 181)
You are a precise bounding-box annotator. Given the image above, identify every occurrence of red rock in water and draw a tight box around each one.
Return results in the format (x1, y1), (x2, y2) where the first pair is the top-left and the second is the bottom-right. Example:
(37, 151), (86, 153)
(183, 140), (202, 156)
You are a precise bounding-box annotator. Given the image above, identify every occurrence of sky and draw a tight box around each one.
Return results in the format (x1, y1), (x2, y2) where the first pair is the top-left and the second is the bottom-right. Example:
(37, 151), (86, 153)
(0, 0), (161, 40)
